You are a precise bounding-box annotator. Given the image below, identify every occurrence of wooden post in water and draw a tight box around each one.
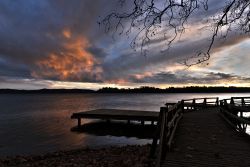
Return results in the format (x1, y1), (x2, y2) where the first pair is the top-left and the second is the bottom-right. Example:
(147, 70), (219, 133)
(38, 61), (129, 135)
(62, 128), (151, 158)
(77, 118), (81, 128)
(203, 98), (207, 108)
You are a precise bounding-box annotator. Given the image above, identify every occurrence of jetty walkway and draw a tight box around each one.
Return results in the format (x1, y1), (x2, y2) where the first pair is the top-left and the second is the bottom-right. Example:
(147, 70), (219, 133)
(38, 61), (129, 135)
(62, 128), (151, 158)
(71, 109), (159, 127)
(151, 97), (250, 167)
(71, 97), (250, 167)
(161, 108), (250, 167)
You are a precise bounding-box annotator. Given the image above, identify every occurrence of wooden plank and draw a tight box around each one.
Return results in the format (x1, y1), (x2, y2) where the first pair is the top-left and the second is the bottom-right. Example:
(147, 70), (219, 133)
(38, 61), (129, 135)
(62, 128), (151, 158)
(150, 107), (165, 158)
(156, 107), (168, 167)
(221, 108), (250, 125)
(161, 108), (250, 167)
(165, 102), (176, 106)
(71, 109), (159, 121)
(219, 112), (240, 131)
(182, 97), (218, 101)
(167, 113), (183, 149)
(229, 105), (250, 112)
(167, 108), (182, 128)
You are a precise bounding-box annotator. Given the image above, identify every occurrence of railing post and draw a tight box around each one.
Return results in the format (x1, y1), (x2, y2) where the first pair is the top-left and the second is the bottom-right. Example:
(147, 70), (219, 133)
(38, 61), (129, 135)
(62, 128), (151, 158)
(156, 107), (168, 166)
(219, 100), (223, 113)
(181, 100), (184, 112)
(77, 118), (81, 128)
(224, 99), (228, 107)
(230, 97), (234, 105)
(216, 97), (219, 106)
(150, 107), (166, 158)
(242, 97), (245, 106)
(192, 99), (196, 110)
(165, 103), (169, 109)
(203, 98), (207, 108)
(219, 100), (222, 106)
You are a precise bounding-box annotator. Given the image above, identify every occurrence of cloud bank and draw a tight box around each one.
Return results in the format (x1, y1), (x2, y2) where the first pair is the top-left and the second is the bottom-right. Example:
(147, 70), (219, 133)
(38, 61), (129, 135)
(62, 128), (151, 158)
(0, 0), (249, 89)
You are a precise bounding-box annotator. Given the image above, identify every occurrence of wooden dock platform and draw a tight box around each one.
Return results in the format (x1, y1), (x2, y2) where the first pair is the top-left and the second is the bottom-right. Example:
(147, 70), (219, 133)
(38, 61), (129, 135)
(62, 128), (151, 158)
(161, 108), (250, 167)
(150, 97), (250, 167)
(70, 97), (250, 167)
(71, 109), (159, 127)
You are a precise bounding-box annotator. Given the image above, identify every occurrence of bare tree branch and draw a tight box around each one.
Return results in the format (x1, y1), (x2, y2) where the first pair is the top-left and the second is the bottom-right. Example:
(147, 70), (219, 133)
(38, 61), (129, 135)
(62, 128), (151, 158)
(100, 0), (250, 66)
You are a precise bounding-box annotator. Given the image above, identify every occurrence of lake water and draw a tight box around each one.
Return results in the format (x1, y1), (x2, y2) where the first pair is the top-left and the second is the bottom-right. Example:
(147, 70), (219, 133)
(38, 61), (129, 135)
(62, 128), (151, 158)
(0, 93), (249, 156)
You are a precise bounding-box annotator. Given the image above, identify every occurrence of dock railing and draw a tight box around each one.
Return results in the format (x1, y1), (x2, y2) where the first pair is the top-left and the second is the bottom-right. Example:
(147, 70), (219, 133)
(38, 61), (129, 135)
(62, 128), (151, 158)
(220, 97), (250, 133)
(166, 97), (219, 111)
(182, 97), (219, 111)
(150, 102), (183, 167)
(150, 97), (219, 167)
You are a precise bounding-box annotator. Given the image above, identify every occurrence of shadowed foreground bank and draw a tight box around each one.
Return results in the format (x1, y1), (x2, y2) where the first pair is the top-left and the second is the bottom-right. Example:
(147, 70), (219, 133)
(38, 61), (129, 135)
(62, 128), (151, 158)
(0, 145), (151, 167)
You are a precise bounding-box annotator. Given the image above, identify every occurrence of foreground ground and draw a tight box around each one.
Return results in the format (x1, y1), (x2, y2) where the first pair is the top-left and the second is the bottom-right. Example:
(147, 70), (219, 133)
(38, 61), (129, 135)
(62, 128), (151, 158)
(0, 145), (152, 167)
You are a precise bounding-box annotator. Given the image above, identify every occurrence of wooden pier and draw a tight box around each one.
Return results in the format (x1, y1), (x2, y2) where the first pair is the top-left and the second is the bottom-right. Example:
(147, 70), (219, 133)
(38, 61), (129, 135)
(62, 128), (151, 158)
(151, 97), (250, 167)
(161, 108), (250, 167)
(71, 109), (159, 127)
(71, 97), (250, 167)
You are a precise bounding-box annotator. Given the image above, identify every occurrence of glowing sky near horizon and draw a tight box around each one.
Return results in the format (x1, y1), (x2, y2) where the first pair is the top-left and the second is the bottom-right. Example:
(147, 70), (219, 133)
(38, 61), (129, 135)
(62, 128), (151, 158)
(0, 0), (249, 90)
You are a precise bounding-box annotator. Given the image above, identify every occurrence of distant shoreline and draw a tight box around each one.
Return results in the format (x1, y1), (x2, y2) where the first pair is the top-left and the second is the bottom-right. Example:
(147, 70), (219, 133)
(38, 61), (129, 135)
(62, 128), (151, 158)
(1, 86), (250, 94)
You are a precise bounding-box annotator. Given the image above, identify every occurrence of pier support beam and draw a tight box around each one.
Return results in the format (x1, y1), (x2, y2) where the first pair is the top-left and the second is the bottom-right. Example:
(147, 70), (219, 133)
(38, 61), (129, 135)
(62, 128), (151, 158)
(77, 118), (81, 128)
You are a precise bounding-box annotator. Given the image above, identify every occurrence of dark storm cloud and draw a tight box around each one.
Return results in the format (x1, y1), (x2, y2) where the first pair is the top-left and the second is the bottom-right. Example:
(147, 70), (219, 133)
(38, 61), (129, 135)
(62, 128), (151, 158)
(87, 46), (108, 60)
(0, 1), (61, 63)
(128, 71), (250, 84)
(0, 0), (249, 88)
(0, 0), (115, 82)
(206, 72), (236, 80)
(102, 32), (248, 82)
(129, 72), (187, 84)
(0, 57), (31, 78)
(99, 0), (249, 83)
(0, 76), (52, 89)
(200, 72), (250, 83)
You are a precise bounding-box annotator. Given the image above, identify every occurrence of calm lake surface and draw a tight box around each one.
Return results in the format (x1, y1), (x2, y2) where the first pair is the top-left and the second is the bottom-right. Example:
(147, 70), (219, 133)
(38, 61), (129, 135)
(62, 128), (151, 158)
(0, 93), (249, 156)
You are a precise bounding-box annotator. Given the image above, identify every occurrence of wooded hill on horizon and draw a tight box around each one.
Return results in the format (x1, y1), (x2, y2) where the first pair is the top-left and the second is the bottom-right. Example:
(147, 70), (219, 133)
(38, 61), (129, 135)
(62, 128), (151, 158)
(1, 86), (250, 94)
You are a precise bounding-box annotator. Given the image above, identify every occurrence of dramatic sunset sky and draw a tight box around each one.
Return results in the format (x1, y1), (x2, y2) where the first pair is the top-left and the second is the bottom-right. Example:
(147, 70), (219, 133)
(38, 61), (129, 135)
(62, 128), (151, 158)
(0, 0), (249, 90)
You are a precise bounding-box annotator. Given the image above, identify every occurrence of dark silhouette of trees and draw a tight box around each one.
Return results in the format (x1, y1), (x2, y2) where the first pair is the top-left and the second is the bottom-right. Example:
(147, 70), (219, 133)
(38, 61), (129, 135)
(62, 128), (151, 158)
(1, 86), (250, 93)
(97, 86), (250, 93)
(101, 0), (250, 66)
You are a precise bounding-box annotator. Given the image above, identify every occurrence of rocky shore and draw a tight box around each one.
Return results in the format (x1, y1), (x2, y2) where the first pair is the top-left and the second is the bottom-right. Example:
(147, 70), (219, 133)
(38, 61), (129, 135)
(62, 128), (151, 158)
(0, 145), (153, 167)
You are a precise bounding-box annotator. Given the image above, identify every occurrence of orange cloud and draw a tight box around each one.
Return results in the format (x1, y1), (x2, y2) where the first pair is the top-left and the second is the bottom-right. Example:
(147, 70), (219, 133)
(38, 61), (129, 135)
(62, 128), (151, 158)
(62, 28), (71, 39)
(107, 79), (128, 85)
(33, 33), (103, 82)
(133, 72), (153, 80)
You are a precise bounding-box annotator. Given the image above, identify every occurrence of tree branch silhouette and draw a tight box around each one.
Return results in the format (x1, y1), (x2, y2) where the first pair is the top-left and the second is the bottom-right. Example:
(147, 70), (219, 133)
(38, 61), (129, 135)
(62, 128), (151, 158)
(100, 0), (250, 66)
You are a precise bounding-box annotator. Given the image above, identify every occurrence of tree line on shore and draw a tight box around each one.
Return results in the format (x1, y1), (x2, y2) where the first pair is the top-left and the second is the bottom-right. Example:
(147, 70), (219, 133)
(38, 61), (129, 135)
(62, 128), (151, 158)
(1, 86), (250, 94)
